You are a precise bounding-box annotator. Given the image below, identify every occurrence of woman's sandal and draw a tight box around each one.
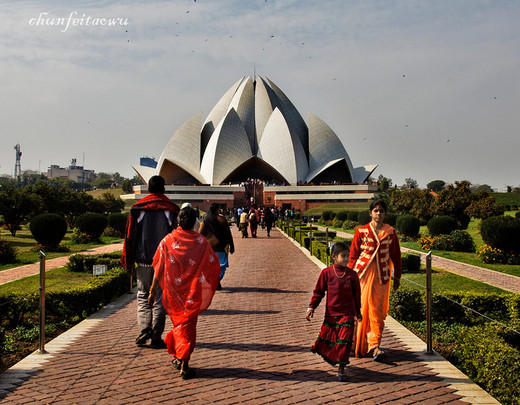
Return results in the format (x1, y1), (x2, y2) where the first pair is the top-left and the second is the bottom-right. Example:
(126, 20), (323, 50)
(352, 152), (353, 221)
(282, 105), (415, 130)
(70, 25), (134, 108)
(172, 358), (181, 370)
(372, 347), (386, 362)
(180, 367), (196, 380)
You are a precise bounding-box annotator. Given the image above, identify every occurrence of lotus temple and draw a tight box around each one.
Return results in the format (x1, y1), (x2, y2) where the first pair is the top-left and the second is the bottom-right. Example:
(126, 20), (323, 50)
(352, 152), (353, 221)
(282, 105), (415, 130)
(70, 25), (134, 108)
(122, 76), (379, 211)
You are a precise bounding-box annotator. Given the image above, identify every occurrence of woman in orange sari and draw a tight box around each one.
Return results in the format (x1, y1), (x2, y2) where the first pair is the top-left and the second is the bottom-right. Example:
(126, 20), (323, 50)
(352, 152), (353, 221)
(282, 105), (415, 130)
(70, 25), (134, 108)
(348, 200), (401, 361)
(148, 206), (220, 379)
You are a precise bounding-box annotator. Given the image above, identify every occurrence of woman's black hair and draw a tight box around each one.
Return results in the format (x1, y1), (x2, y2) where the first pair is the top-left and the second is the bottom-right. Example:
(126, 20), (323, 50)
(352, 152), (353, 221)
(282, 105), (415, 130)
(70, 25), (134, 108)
(369, 199), (388, 213)
(148, 175), (165, 194)
(331, 241), (349, 257)
(178, 206), (196, 230)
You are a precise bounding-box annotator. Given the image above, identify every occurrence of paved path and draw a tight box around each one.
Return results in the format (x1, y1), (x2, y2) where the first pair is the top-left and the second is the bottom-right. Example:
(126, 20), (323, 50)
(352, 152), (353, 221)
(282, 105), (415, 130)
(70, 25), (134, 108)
(317, 226), (520, 294)
(0, 228), (498, 404)
(0, 243), (124, 286)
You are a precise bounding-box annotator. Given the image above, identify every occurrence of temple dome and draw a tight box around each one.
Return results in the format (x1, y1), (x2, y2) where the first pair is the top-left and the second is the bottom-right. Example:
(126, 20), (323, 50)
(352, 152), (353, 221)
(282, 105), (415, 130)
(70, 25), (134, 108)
(133, 76), (377, 185)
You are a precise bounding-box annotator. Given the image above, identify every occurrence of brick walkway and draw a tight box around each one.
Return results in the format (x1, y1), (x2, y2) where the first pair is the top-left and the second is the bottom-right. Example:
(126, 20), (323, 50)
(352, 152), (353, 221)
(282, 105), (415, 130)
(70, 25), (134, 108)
(0, 243), (124, 286)
(0, 228), (498, 404)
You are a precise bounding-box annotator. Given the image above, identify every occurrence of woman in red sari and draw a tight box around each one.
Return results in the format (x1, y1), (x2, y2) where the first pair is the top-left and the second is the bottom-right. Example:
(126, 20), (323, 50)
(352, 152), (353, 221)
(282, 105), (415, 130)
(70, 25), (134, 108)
(348, 200), (401, 361)
(148, 206), (220, 379)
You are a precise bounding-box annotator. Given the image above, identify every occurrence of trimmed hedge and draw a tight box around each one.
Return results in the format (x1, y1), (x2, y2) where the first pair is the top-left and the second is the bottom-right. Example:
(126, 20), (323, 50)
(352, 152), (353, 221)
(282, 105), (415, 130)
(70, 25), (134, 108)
(336, 211), (349, 221)
(29, 213), (68, 246)
(347, 211), (359, 222)
(427, 215), (458, 236)
(396, 214), (420, 237)
(384, 212), (397, 227)
(357, 211), (371, 225)
(106, 213), (128, 236)
(481, 215), (520, 254)
(75, 213), (107, 241)
(401, 253), (421, 273)
(66, 252), (122, 273)
(0, 267), (129, 327)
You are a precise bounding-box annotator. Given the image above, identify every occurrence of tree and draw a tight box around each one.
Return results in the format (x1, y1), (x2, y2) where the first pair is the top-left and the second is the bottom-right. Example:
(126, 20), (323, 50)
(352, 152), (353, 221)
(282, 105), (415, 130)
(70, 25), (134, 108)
(430, 180), (474, 229)
(474, 184), (493, 193)
(0, 185), (40, 236)
(507, 186), (512, 193)
(98, 192), (125, 214)
(465, 193), (505, 220)
(121, 179), (133, 194)
(377, 174), (392, 191)
(427, 180), (445, 192)
(390, 188), (433, 223)
(404, 178), (419, 190)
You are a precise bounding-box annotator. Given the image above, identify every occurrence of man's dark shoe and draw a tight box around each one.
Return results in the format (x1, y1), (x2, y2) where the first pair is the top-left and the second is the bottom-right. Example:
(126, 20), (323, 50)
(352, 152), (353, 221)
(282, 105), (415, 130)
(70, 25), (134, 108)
(216, 282), (222, 291)
(150, 339), (167, 349)
(136, 328), (152, 345)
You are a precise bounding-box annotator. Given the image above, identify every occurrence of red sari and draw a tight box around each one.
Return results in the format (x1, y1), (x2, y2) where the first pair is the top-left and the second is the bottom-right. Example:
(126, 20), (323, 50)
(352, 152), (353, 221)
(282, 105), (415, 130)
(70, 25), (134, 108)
(152, 227), (220, 361)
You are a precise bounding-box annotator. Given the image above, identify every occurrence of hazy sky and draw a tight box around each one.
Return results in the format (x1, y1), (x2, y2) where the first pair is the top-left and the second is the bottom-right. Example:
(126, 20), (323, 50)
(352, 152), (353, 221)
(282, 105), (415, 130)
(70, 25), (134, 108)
(1, 0), (519, 190)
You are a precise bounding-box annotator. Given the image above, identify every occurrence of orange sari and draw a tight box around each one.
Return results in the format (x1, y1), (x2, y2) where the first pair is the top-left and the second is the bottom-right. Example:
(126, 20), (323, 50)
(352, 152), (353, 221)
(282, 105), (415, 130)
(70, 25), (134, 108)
(354, 225), (394, 357)
(153, 227), (220, 360)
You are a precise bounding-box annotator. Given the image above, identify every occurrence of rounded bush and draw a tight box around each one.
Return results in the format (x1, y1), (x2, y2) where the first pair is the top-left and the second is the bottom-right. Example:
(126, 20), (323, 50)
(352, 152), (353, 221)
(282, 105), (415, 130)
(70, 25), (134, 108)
(384, 212), (397, 227)
(427, 215), (458, 236)
(481, 215), (520, 254)
(75, 213), (107, 241)
(357, 211), (371, 225)
(347, 211), (359, 222)
(396, 215), (420, 237)
(29, 213), (67, 246)
(401, 253), (421, 273)
(107, 213), (127, 235)
(336, 210), (349, 221)
(516, 212), (520, 220)
(321, 211), (334, 221)
(0, 238), (17, 264)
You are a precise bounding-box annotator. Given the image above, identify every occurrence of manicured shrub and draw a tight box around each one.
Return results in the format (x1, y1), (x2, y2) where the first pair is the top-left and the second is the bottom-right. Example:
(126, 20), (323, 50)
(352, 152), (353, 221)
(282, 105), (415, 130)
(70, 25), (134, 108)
(0, 238), (17, 264)
(66, 253), (122, 273)
(341, 220), (358, 230)
(75, 213), (107, 242)
(396, 215), (420, 237)
(419, 230), (475, 252)
(105, 213), (127, 237)
(481, 215), (520, 254)
(347, 211), (359, 222)
(336, 211), (349, 221)
(401, 253), (421, 272)
(427, 215), (458, 236)
(384, 212), (397, 227)
(456, 324), (520, 405)
(516, 212), (520, 219)
(29, 213), (67, 247)
(332, 219), (343, 228)
(389, 288), (424, 321)
(321, 211), (334, 221)
(357, 211), (371, 225)
(477, 245), (508, 264)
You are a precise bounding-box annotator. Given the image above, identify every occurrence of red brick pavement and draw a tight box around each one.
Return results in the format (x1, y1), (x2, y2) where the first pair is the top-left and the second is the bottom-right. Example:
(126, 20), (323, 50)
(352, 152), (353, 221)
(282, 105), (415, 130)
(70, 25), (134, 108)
(0, 229), (492, 404)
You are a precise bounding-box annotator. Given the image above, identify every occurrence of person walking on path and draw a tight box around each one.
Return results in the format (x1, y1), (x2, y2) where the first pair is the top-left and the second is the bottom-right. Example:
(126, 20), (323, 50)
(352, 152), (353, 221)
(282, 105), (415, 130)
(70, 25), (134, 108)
(121, 175), (180, 348)
(264, 206), (275, 237)
(249, 206), (259, 238)
(148, 206), (220, 379)
(348, 200), (401, 360)
(306, 242), (362, 382)
(199, 203), (235, 290)
(239, 208), (249, 238)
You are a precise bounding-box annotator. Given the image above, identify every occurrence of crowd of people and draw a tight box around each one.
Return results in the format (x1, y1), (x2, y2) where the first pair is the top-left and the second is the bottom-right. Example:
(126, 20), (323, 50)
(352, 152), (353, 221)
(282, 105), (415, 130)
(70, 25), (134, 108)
(122, 176), (401, 382)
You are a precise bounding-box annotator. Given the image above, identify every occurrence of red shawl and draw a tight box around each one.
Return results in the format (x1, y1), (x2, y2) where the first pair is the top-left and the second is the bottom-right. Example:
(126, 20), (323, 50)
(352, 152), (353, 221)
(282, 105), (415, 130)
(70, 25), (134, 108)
(120, 193), (180, 269)
(152, 227), (220, 323)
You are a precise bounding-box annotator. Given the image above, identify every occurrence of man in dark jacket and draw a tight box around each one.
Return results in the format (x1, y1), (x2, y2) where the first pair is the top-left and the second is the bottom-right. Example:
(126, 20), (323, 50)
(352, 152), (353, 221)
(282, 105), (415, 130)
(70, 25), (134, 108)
(121, 176), (179, 347)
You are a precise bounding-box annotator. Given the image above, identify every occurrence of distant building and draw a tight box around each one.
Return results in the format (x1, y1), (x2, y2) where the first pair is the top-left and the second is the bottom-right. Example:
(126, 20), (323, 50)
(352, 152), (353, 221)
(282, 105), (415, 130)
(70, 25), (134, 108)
(47, 160), (94, 183)
(124, 75), (379, 210)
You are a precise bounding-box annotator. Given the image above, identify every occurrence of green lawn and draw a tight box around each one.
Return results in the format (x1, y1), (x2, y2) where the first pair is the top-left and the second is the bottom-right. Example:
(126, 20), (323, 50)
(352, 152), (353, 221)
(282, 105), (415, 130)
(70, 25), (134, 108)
(401, 267), (507, 294)
(0, 267), (94, 294)
(305, 202), (370, 216)
(0, 227), (123, 272)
